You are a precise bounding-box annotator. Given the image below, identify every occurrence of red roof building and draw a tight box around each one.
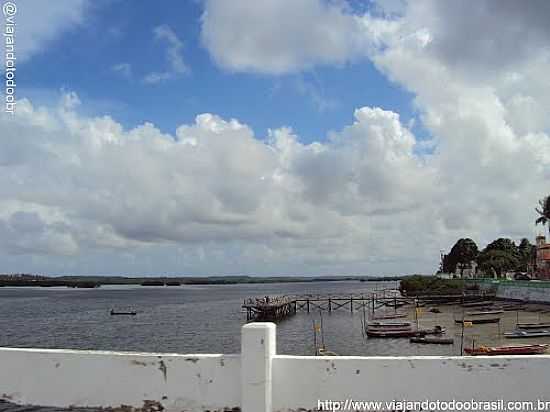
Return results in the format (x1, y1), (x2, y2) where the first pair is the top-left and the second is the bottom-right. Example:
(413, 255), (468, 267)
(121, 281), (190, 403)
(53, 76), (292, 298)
(535, 235), (550, 279)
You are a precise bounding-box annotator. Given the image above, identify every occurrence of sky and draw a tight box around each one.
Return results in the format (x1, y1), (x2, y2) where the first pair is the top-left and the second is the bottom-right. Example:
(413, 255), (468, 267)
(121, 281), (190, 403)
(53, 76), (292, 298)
(1, 0), (550, 276)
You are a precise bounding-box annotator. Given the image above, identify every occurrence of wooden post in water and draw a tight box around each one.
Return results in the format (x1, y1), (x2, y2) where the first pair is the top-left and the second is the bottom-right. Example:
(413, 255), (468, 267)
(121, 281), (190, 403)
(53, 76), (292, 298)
(328, 297), (332, 312)
(350, 295), (353, 312)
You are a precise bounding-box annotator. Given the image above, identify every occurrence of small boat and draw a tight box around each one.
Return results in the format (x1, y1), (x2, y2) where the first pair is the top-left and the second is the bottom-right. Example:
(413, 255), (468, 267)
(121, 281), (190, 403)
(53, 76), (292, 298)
(367, 321), (411, 328)
(410, 337), (454, 345)
(384, 301), (407, 308)
(500, 304), (526, 311)
(367, 326), (413, 332)
(462, 301), (495, 308)
(317, 347), (338, 356)
(372, 313), (407, 320)
(110, 309), (137, 316)
(504, 330), (550, 339)
(455, 317), (500, 325)
(367, 329), (420, 338)
(367, 326), (444, 338)
(466, 310), (504, 316)
(465, 344), (549, 356)
(517, 322), (550, 330)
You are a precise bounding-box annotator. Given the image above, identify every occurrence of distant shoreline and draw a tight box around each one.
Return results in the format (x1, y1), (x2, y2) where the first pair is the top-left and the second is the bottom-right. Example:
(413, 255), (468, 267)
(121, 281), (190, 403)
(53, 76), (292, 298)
(0, 275), (403, 288)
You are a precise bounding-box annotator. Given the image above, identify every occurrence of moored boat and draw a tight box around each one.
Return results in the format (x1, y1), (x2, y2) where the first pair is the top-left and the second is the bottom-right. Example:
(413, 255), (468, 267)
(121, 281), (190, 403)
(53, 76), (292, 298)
(410, 337), (454, 345)
(466, 310), (504, 316)
(372, 313), (407, 320)
(455, 317), (500, 325)
(367, 329), (420, 338)
(367, 321), (411, 328)
(384, 301), (407, 308)
(462, 301), (495, 308)
(504, 330), (550, 339)
(367, 326), (444, 338)
(110, 309), (137, 316)
(465, 344), (549, 355)
(516, 322), (550, 330)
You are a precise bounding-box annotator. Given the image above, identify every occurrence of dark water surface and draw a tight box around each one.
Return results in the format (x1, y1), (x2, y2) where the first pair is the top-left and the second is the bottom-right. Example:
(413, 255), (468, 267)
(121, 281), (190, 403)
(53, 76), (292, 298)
(2, 280), (550, 356)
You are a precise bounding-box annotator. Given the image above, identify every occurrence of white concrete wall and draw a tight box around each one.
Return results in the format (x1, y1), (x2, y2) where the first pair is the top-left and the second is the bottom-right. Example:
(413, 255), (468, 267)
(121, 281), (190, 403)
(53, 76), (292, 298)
(273, 355), (550, 411)
(496, 284), (550, 303)
(0, 347), (240, 411)
(2, 324), (550, 412)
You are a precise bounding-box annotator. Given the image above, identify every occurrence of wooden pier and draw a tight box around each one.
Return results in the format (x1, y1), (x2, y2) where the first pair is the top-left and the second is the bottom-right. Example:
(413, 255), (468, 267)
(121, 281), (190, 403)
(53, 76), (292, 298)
(243, 290), (496, 322)
(243, 296), (297, 321)
(242, 291), (408, 321)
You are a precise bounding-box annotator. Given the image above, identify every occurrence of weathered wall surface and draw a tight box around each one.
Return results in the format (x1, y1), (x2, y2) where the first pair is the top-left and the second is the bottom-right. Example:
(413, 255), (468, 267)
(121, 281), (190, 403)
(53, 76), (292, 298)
(0, 348), (240, 411)
(496, 284), (550, 303)
(2, 324), (550, 412)
(273, 355), (550, 411)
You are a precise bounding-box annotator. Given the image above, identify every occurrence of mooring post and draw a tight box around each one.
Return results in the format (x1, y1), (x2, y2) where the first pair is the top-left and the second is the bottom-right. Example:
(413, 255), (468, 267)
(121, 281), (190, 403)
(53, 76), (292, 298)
(241, 322), (276, 412)
(328, 297), (332, 312)
(307, 298), (310, 312)
(350, 295), (353, 312)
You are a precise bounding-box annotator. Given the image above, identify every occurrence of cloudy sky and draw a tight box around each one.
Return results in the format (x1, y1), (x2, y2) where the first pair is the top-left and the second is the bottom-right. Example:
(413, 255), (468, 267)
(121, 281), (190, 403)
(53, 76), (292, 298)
(1, 0), (549, 276)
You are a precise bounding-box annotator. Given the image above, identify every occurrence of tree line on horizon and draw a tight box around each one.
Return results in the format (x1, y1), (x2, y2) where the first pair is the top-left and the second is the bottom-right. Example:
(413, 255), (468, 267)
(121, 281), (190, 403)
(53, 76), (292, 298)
(441, 195), (550, 278)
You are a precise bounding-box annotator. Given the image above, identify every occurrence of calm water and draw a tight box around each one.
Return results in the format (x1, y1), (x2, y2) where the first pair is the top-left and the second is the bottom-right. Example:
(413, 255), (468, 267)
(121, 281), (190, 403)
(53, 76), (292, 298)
(2, 280), (550, 356)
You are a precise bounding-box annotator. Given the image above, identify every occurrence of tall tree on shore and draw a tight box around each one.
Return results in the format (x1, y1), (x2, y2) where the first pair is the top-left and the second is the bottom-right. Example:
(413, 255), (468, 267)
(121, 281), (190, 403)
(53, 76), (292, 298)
(443, 238), (479, 277)
(477, 238), (520, 278)
(518, 238), (536, 273)
(536, 195), (550, 236)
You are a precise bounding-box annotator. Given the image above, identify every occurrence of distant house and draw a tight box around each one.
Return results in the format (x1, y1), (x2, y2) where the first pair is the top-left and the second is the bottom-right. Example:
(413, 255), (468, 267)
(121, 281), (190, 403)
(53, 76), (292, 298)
(535, 235), (550, 280)
(454, 260), (478, 279)
(535, 235), (550, 279)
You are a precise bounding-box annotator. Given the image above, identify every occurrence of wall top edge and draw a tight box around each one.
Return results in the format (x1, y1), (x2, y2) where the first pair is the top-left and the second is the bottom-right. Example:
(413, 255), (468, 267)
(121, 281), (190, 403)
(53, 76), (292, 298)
(0, 347), (240, 358)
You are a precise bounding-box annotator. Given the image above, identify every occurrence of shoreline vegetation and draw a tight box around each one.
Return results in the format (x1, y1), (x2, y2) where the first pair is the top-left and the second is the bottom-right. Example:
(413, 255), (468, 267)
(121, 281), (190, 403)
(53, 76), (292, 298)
(399, 275), (477, 296)
(0, 274), (403, 288)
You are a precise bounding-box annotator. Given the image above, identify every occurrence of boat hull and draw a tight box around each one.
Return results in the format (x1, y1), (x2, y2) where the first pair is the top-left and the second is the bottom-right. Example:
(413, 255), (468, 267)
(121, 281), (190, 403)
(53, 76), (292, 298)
(455, 317), (500, 324)
(465, 345), (548, 355)
(504, 330), (550, 339)
(410, 337), (453, 345)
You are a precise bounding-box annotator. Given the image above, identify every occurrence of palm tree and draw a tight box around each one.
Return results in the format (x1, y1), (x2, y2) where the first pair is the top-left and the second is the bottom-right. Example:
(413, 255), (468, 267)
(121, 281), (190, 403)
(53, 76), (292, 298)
(536, 195), (550, 236)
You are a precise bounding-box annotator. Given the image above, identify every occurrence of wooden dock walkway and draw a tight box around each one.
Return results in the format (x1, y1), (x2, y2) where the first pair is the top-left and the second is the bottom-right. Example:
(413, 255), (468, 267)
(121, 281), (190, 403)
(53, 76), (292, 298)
(242, 291), (408, 321)
(242, 290), (496, 321)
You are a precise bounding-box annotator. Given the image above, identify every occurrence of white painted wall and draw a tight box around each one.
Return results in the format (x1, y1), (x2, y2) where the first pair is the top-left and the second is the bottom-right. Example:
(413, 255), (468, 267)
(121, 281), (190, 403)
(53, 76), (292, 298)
(2, 324), (550, 412)
(0, 348), (240, 411)
(496, 284), (550, 303)
(273, 355), (550, 411)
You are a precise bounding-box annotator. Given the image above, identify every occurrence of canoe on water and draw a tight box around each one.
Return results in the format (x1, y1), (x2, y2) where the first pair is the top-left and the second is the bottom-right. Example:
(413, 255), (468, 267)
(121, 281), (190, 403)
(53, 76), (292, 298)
(372, 313), (407, 320)
(462, 301), (495, 308)
(367, 321), (412, 328)
(110, 309), (137, 316)
(384, 301), (407, 308)
(367, 329), (420, 338)
(465, 344), (549, 356)
(466, 310), (504, 316)
(410, 337), (454, 345)
(367, 326), (445, 338)
(455, 317), (500, 325)
(504, 330), (550, 339)
(517, 322), (550, 330)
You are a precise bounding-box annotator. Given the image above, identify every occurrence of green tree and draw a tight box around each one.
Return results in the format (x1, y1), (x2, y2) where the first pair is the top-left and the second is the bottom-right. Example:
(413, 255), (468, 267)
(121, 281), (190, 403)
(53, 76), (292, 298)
(477, 238), (520, 278)
(484, 238), (520, 259)
(518, 238), (536, 272)
(443, 238), (479, 277)
(536, 195), (550, 236)
(477, 250), (519, 278)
